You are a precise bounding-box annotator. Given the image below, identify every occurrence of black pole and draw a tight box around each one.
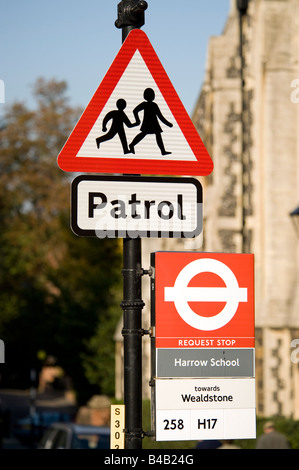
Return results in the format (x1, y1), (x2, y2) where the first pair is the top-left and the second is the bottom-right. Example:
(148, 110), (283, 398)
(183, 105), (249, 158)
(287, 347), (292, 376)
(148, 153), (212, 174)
(115, 0), (148, 450)
(121, 238), (144, 449)
(237, 0), (249, 253)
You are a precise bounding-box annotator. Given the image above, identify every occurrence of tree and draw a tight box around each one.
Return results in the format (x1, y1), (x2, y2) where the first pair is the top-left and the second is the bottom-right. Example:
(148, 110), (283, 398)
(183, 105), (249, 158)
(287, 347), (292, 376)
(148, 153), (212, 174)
(0, 79), (122, 401)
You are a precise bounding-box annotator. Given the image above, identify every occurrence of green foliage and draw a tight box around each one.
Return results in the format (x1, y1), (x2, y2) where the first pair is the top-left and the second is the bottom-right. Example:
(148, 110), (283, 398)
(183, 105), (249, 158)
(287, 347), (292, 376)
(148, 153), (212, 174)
(0, 78), (123, 401)
(47, 214), (122, 402)
(81, 286), (122, 397)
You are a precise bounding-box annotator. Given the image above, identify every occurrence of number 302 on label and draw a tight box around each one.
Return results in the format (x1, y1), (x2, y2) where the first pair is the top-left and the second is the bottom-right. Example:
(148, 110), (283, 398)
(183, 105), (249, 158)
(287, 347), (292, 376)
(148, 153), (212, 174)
(110, 405), (125, 449)
(156, 410), (222, 442)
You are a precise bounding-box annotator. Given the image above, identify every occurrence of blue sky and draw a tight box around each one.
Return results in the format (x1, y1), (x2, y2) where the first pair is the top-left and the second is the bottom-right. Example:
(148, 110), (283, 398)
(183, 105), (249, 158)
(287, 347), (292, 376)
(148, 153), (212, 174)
(1, 1), (230, 116)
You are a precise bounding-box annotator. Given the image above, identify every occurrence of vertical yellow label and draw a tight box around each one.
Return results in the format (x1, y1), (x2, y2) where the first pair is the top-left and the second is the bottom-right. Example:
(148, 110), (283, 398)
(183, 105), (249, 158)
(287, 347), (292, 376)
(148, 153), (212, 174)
(110, 404), (125, 449)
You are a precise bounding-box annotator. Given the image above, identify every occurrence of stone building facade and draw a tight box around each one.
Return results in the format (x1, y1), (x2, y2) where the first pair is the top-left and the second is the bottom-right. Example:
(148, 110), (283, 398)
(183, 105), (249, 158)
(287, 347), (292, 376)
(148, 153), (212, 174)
(192, 0), (299, 417)
(114, 0), (299, 419)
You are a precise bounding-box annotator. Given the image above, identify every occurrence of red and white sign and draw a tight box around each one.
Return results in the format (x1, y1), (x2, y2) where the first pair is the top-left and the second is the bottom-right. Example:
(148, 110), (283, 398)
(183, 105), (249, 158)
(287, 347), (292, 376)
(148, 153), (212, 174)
(152, 252), (255, 349)
(57, 29), (213, 176)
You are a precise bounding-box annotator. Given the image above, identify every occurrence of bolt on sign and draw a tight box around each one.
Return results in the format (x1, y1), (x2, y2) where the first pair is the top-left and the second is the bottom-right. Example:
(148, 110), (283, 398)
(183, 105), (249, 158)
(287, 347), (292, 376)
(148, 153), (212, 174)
(150, 252), (256, 441)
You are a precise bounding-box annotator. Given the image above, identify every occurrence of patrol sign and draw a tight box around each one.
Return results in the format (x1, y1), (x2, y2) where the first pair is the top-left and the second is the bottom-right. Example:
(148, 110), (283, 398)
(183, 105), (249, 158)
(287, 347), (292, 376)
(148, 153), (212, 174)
(71, 175), (202, 239)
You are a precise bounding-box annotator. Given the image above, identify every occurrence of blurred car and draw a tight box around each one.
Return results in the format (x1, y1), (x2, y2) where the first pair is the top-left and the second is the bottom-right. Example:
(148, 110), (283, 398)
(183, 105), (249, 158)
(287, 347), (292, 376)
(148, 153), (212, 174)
(14, 411), (73, 446)
(38, 422), (110, 449)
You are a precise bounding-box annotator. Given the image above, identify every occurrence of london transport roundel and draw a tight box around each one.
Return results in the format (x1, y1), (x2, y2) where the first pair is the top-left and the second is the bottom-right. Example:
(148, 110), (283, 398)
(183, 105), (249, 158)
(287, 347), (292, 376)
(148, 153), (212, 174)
(151, 252), (255, 349)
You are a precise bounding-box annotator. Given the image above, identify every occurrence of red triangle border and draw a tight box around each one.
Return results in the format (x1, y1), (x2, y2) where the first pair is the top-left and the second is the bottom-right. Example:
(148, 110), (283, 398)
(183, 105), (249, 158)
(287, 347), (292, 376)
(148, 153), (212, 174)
(57, 29), (213, 176)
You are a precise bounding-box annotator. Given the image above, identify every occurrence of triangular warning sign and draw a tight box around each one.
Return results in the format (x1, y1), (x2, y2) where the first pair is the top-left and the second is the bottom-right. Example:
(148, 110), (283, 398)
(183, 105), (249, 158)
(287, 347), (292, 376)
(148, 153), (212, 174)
(57, 29), (213, 176)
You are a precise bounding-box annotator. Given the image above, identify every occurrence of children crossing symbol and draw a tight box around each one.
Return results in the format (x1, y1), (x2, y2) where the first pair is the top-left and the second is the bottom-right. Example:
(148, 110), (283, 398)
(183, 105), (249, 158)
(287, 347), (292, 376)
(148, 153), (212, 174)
(95, 88), (173, 156)
(95, 98), (135, 154)
(129, 87), (173, 155)
(57, 29), (213, 176)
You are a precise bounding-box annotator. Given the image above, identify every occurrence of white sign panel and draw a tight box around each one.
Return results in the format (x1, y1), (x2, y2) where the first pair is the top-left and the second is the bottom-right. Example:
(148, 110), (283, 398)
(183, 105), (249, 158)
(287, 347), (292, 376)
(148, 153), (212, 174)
(71, 175), (202, 239)
(156, 408), (256, 441)
(155, 378), (256, 441)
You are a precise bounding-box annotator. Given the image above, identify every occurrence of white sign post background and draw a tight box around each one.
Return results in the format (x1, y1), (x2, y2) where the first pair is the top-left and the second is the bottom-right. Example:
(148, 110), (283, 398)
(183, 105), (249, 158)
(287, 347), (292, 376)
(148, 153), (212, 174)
(155, 378), (256, 441)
